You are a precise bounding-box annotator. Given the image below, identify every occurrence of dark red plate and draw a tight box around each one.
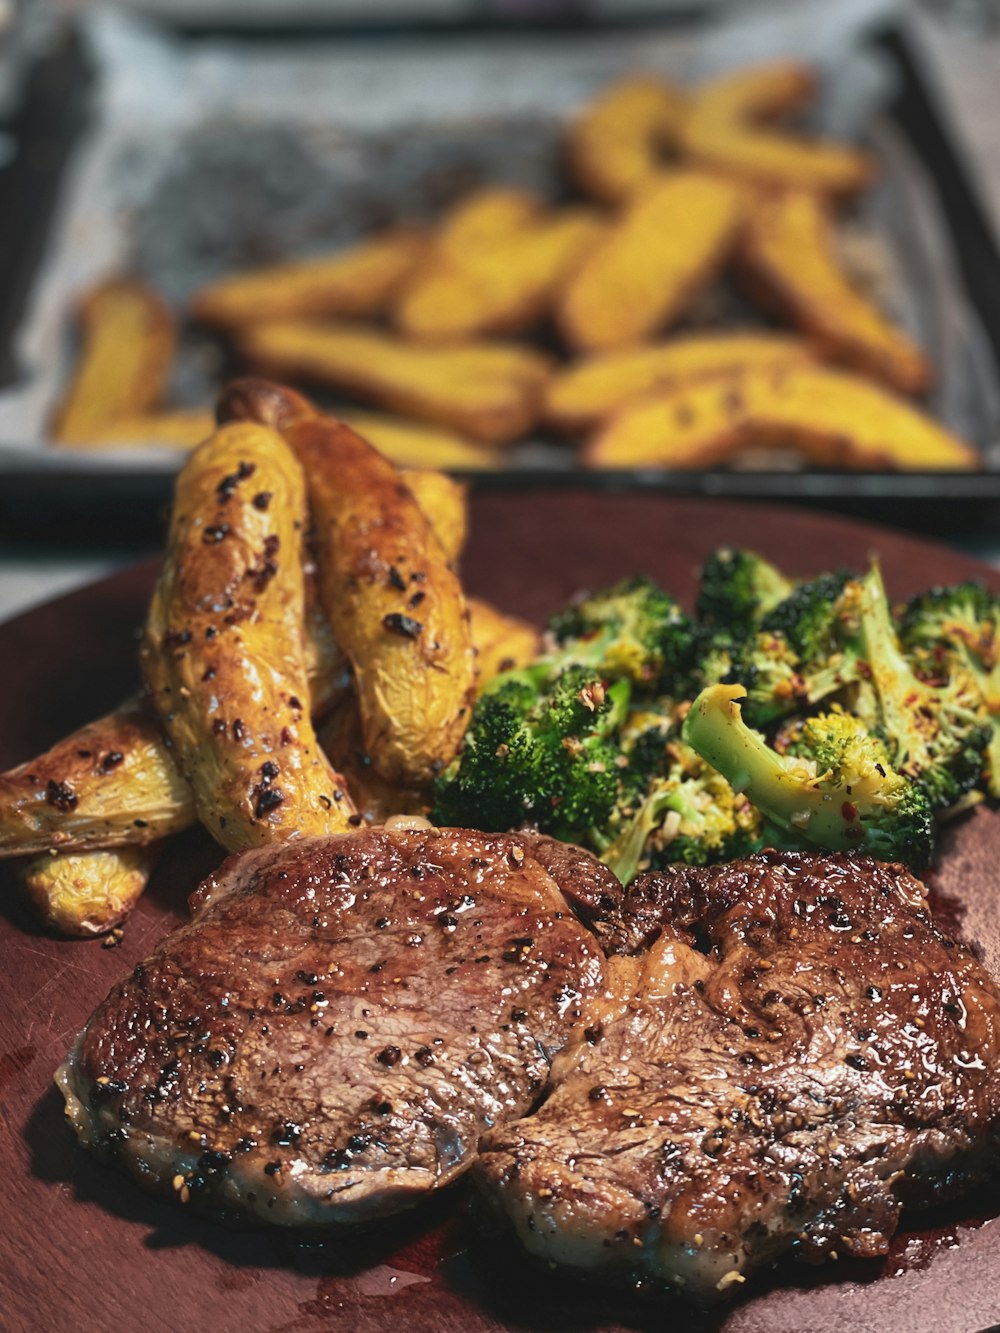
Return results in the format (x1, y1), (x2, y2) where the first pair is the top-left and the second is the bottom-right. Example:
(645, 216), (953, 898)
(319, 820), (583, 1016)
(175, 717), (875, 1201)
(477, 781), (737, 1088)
(4, 492), (1000, 1333)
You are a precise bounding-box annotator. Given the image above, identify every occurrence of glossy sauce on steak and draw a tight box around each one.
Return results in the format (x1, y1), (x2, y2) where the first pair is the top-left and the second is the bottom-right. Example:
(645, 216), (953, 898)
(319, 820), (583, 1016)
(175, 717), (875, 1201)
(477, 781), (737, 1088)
(478, 852), (1000, 1302)
(58, 828), (613, 1226)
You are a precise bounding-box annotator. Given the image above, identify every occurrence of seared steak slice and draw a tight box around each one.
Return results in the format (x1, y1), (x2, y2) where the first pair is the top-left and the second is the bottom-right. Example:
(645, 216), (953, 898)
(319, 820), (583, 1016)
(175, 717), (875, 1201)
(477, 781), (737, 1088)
(478, 852), (1000, 1302)
(57, 828), (606, 1226)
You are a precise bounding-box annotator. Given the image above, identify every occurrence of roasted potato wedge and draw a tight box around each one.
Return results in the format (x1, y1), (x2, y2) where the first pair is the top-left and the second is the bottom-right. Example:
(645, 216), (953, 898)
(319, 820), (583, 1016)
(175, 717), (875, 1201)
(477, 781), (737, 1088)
(218, 381), (476, 786)
(680, 61), (872, 196)
(141, 419), (356, 850)
(566, 73), (688, 204)
(239, 321), (553, 444)
(395, 208), (605, 341)
(65, 408), (216, 451)
(20, 844), (160, 938)
(545, 332), (817, 432)
(401, 469), (469, 570)
(467, 596), (543, 690)
(435, 187), (542, 254)
(587, 364), (978, 470)
(0, 695), (195, 857)
(557, 172), (745, 352)
(51, 280), (176, 445)
(738, 189), (931, 395)
(343, 412), (502, 472)
(190, 227), (426, 330)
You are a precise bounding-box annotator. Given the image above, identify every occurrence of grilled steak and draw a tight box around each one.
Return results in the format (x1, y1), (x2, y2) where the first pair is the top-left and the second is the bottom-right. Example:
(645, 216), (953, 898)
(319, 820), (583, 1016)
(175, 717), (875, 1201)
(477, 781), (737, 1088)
(478, 852), (1000, 1302)
(58, 827), (612, 1226)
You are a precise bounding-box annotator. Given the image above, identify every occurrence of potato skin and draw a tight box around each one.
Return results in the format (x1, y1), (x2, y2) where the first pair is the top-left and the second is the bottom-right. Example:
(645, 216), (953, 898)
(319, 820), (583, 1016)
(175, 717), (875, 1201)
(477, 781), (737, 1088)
(0, 694), (195, 857)
(20, 844), (160, 937)
(467, 596), (542, 690)
(285, 413), (477, 785)
(141, 420), (355, 850)
(586, 364), (978, 471)
(51, 280), (176, 445)
(738, 189), (931, 396)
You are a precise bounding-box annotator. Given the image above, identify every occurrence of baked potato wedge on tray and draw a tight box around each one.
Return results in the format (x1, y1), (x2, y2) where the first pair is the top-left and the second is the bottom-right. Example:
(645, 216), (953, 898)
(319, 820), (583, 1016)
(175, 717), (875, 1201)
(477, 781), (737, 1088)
(565, 72), (688, 204)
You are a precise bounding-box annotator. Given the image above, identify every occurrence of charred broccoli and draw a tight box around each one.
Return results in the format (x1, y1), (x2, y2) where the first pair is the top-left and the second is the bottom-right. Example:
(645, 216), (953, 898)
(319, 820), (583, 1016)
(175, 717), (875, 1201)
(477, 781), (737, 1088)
(695, 548), (794, 641)
(682, 683), (934, 869)
(900, 581), (1000, 797)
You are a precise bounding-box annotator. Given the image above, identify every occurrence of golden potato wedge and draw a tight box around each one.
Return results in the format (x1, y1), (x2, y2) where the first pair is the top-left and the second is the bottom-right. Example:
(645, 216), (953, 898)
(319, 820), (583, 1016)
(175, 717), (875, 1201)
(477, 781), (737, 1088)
(51, 279), (176, 445)
(586, 364), (978, 470)
(141, 419), (356, 850)
(401, 469), (469, 569)
(343, 412), (502, 472)
(190, 227), (427, 330)
(396, 208), (605, 341)
(65, 408), (216, 451)
(435, 186), (542, 254)
(557, 172), (745, 352)
(217, 380), (476, 786)
(239, 321), (553, 444)
(467, 595), (542, 690)
(566, 72), (688, 204)
(317, 698), (428, 826)
(0, 695), (195, 858)
(545, 331), (817, 431)
(680, 60), (872, 196)
(20, 843), (160, 937)
(738, 189), (931, 395)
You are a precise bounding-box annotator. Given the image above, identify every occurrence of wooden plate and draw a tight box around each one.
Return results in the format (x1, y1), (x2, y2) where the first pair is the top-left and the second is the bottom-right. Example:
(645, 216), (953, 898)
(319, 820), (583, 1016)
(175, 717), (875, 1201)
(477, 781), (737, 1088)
(4, 492), (1000, 1333)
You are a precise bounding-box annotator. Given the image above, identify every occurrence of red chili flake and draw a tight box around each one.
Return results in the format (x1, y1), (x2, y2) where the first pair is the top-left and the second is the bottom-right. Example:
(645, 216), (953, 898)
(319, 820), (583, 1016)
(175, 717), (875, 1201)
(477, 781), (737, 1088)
(841, 801), (859, 822)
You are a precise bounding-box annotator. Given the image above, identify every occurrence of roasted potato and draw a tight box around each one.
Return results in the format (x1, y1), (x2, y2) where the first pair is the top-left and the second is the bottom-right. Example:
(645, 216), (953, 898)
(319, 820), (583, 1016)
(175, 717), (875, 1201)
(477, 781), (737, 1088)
(0, 695), (195, 858)
(566, 73), (688, 204)
(738, 188), (931, 395)
(20, 844), (160, 938)
(190, 227), (427, 330)
(467, 596), (543, 690)
(239, 321), (553, 444)
(395, 208), (604, 341)
(51, 279), (176, 445)
(557, 172), (745, 352)
(586, 364), (978, 470)
(64, 408), (216, 451)
(343, 412), (502, 472)
(401, 469), (469, 570)
(435, 186), (542, 254)
(545, 332), (817, 432)
(218, 381), (476, 786)
(680, 61), (872, 196)
(141, 419), (356, 850)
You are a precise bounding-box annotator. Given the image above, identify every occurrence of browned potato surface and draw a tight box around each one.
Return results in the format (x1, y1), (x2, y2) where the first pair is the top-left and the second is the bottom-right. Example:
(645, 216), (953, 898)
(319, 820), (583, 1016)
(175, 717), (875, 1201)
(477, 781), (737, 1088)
(395, 208), (604, 341)
(51, 280), (176, 445)
(566, 73), (688, 204)
(20, 844), (160, 938)
(680, 61), (872, 195)
(65, 409), (216, 451)
(435, 187), (542, 253)
(190, 227), (427, 329)
(545, 332), (817, 432)
(239, 321), (553, 444)
(141, 419), (356, 849)
(738, 189), (931, 395)
(219, 381), (476, 786)
(344, 413), (503, 472)
(557, 172), (745, 352)
(0, 695), (195, 857)
(587, 364), (978, 470)
(467, 596), (543, 689)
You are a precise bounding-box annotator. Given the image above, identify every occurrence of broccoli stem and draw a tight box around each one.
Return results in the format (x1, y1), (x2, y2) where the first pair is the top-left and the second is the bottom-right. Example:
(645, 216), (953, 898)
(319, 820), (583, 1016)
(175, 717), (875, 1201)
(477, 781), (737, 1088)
(600, 787), (678, 886)
(682, 684), (865, 851)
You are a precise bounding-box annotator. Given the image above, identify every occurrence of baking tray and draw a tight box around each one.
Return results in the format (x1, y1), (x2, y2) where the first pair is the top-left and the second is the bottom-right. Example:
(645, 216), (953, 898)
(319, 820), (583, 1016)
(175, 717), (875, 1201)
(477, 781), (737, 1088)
(2, 11), (1000, 541)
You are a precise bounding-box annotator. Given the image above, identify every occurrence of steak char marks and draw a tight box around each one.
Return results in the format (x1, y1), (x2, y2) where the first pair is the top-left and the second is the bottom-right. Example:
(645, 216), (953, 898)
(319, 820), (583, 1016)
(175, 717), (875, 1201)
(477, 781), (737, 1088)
(59, 828), (613, 1226)
(478, 852), (1000, 1301)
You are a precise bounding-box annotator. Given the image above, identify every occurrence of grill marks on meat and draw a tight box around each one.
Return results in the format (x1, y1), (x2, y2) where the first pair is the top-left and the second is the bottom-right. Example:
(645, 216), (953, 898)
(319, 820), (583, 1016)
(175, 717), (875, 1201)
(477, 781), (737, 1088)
(478, 852), (1000, 1301)
(57, 829), (606, 1226)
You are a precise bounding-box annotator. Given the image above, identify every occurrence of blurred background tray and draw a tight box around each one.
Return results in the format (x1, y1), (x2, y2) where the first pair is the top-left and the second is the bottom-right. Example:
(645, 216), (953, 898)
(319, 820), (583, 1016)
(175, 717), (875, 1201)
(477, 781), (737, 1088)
(2, 3), (1000, 539)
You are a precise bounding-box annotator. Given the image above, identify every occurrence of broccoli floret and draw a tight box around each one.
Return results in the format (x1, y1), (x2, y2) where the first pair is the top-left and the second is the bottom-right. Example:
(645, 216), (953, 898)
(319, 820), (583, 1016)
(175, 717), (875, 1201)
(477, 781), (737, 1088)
(900, 581), (1000, 797)
(844, 565), (990, 811)
(433, 666), (629, 840)
(696, 548), (794, 641)
(547, 575), (697, 695)
(600, 735), (761, 884)
(682, 683), (934, 869)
